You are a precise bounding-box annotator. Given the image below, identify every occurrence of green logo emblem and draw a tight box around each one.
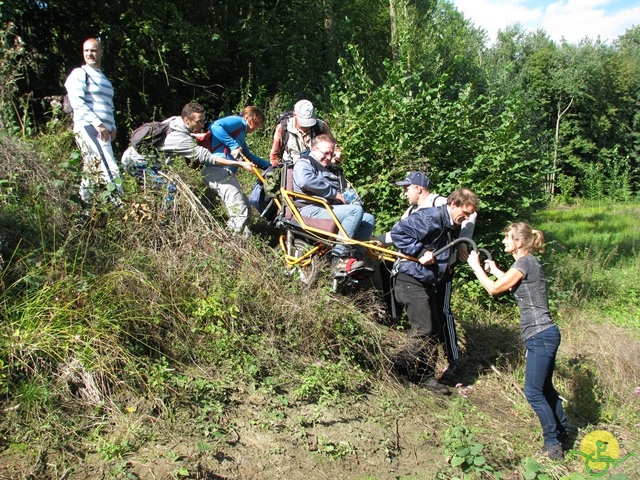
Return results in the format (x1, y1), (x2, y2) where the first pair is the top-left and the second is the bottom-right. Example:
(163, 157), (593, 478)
(569, 430), (636, 476)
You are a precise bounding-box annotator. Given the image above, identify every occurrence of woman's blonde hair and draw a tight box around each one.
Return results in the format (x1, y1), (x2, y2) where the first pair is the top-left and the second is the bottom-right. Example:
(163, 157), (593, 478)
(504, 222), (545, 253)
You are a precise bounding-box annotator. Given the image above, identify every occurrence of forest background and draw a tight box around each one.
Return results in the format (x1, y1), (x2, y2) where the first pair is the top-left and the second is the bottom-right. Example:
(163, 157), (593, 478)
(1, 1), (640, 479)
(2, 0), (639, 237)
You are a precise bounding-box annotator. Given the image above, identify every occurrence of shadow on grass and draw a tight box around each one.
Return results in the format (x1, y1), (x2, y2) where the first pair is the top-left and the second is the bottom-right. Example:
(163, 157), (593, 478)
(458, 319), (523, 385)
(557, 354), (602, 430)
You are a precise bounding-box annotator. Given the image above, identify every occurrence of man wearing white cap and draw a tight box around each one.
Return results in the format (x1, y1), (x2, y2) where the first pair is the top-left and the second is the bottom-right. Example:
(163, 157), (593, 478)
(269, 99), (336, 165)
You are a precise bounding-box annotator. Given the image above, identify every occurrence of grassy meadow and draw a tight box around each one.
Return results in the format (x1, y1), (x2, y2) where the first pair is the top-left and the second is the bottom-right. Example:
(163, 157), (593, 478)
(536, 202), (640, 330)
(0, 130), (639, 479)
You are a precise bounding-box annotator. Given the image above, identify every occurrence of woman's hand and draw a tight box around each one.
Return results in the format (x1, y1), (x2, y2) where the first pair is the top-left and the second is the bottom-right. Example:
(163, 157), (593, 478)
(467, 250), (481, 269)
(484, 259), (498, 275)
(231, 147), (243, 159)
(468, 251), (496, 275)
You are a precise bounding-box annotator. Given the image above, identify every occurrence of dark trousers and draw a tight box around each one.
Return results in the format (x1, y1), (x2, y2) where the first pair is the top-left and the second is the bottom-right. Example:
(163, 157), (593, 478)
(379, 260), (401, 321)
(523, 325), (568, 447)
(434, 272), (460, 365)
(381, 261), (459, 365)
(392, 275), (440, 381)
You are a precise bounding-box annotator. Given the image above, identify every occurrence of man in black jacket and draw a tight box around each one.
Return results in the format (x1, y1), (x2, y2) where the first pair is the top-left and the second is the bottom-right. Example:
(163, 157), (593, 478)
(390, 188), (478, 394)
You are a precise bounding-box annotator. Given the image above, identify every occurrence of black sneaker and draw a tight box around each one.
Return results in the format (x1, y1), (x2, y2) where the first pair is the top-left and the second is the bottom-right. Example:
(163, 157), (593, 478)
(420, 377), (452, 395)
(439, 362), (460, 385)
(539, 444), (564, 460)
(558, 432), (574, 451)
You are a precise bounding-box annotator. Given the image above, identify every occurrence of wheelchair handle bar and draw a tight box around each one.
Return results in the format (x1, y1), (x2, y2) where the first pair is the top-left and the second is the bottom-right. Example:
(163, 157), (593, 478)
(431, 237), (492, 261)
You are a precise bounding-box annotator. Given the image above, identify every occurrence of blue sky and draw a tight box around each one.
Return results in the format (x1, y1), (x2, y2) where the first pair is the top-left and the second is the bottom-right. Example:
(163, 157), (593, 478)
(452, 0), (640, 44)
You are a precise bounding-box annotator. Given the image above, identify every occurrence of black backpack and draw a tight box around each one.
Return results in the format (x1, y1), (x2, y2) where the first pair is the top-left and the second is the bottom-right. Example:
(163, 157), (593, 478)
(130, 121), (173, 151)
(277, 110), (324, 159)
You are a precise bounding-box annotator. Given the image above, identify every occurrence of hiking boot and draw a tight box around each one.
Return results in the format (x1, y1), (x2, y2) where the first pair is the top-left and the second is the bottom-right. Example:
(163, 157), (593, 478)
(539, 443), (564, 460)
(439, 362), (460, 386)
(419, 377), (452, 395)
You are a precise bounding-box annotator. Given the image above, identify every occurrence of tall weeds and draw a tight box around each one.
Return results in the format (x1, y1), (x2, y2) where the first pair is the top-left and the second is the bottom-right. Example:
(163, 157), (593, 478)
(0, 128), (395, 451)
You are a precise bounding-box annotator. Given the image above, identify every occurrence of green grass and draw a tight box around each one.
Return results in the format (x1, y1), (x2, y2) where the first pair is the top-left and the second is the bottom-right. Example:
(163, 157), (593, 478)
(535, 201), (640, 258)
(534, 200), (640, 330)
(1, 129), (639, 479)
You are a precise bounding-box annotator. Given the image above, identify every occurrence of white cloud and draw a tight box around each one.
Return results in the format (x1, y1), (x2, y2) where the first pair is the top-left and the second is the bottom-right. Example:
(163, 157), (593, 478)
(453, 0), (640, 44)
(543, 1), (640, 43)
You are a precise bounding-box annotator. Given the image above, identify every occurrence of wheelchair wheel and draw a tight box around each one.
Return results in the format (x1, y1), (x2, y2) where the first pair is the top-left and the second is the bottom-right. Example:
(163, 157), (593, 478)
(291, 238), (321, 287)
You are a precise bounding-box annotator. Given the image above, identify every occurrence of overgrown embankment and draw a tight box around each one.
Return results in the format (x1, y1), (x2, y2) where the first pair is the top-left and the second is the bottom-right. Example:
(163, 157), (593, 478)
(1, 131), (639, 479)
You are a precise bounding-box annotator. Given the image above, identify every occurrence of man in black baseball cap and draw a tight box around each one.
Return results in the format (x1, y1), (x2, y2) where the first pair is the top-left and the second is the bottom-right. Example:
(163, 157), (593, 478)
(395, 171), (430, 189)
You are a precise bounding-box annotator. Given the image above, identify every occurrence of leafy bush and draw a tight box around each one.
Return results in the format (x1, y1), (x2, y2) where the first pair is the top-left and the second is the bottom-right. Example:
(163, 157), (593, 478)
(441, 425), (502, 479)
(294, 361), (366, 404)
(329, 46), (550, 243)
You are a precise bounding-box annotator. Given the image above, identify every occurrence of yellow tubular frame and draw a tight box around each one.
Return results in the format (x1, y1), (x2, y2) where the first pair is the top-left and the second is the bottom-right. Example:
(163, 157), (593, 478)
(279, 187), (418, 265)
(245, 156), (421, 269)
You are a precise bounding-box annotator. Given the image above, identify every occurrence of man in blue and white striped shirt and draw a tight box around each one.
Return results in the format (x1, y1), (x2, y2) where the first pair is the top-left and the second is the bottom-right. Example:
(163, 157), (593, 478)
(64, 38), (121, 205)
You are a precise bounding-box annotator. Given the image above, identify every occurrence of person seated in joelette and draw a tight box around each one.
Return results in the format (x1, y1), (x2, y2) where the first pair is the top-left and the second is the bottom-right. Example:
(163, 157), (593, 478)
(292, 134), (375, 278)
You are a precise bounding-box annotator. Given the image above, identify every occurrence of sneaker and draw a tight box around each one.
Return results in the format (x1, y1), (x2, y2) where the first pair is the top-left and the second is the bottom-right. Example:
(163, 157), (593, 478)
(331, 257), (349, 277)
(540, 443), (564, 460)
(419, 376), (452, 395)
(344, 258), (375, 279)
(439, 362), (460, 385)
(331, 257), (372, 277)
(74, 210), (91, 230)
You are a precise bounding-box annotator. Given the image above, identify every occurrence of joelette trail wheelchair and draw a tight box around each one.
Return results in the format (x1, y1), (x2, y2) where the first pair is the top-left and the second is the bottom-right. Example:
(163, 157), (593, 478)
(247, 159), (491, 291)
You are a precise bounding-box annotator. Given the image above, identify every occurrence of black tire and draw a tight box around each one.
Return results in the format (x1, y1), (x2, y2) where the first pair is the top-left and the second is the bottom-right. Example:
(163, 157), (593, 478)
(291, 238), (322, 287)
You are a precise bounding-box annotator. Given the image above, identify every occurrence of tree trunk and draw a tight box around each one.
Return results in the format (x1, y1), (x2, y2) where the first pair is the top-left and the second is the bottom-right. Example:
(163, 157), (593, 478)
(323, 0), (336, 72)
(551, 97), (573, 200)
(390, 0), (398, 63)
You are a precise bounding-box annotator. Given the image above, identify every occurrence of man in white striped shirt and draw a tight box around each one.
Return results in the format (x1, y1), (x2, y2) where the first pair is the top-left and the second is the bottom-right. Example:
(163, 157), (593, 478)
(64, 38), (121, 205)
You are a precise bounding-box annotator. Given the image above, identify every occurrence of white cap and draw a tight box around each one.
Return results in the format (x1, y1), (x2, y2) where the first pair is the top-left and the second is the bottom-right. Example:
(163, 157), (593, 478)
(293, 99), (317, 128)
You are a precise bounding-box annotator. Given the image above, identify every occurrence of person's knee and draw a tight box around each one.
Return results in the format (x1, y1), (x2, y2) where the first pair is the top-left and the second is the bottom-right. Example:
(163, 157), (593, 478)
(227, 198), (249, 216)
(363, 212), (375, 227)
(346, 204), (364, 220)
(524, 383), (543, 403)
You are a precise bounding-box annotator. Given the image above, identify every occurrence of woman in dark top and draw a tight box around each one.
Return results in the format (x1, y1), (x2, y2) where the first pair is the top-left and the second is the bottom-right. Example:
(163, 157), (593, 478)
(467, 222), (569, 460)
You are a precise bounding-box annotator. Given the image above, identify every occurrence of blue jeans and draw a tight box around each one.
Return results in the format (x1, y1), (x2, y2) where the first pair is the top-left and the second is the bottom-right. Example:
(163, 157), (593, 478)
(300, 204), (375, 257)
(523, 325), (568, 447)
